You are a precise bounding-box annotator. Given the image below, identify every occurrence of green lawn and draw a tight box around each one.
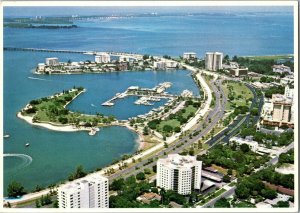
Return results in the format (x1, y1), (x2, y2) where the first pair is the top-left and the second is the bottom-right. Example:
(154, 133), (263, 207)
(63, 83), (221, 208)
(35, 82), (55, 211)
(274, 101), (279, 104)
(182, 105), (197, 119)
(222, 81), (253, 111)
(158, 119), (181, 131)
(22, 88), (115, 126)
(155, 102), (198, 134)
(245, 54), (293, 61)
(233, 201), (256, 208)
(200, 188), (227, 205)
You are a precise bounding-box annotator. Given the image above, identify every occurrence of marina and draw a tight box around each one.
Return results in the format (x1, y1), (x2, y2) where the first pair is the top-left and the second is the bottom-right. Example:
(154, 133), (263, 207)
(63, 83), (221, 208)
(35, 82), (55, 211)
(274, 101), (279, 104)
(102, 82), (177, 107)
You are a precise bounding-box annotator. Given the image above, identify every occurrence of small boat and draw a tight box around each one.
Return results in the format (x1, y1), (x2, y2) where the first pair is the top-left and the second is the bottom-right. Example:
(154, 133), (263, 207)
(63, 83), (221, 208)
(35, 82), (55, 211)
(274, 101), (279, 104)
(3, 134), (10, 138)
(25, 143), (30, 147)
(88, 129), (97, 136)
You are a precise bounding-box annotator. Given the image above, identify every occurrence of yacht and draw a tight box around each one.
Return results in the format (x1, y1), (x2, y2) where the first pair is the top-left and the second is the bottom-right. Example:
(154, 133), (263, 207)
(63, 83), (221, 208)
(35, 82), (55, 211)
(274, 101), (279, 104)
(3, 134), (10, 138)
(25, 143), (30, 147)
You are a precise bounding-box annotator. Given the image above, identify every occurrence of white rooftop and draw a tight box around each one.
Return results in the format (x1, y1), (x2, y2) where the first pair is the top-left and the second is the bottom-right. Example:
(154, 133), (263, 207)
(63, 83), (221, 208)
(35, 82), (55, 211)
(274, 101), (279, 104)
(158, 154), (201, 170)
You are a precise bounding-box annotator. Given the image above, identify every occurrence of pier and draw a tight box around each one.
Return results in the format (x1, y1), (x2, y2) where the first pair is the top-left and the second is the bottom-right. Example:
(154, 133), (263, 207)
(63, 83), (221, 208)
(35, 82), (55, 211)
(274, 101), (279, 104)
(4, 47), (87, 54)
(101, 82), (178, 107)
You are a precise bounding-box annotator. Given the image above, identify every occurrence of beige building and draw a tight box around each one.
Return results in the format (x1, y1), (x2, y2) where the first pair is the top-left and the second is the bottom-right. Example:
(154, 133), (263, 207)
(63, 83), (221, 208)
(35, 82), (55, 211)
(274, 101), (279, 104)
(229, 67), (248, 77)
(272, 94), (292, 123)
(263, 94), (293, 128)
(95, 53), (111, 63)
(205, 52), (223, 71)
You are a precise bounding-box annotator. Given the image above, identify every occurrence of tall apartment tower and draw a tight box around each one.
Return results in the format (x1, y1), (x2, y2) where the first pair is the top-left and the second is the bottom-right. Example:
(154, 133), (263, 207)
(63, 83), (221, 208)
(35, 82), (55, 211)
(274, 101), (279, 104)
(156, 154), (202, 195)
(58, 174), (109, 208)
(205, 52), (223, 71)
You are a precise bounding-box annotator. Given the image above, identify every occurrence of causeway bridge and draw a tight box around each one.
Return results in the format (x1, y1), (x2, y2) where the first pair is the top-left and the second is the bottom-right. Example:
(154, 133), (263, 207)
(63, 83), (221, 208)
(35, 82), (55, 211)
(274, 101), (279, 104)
(4, 47), (144, 60)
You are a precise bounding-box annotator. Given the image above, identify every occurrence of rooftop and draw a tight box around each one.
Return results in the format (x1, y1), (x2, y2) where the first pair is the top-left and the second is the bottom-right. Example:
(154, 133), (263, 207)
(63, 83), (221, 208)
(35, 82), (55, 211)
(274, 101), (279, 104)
(158, 154), (201, 170)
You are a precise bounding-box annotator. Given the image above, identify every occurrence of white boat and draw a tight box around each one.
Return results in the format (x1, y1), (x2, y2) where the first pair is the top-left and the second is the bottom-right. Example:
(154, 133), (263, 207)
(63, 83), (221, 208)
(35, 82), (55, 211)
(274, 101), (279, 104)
(88, 129), (97, 136)
(3, 134), (10, 138)
(25, 143), (30, 147)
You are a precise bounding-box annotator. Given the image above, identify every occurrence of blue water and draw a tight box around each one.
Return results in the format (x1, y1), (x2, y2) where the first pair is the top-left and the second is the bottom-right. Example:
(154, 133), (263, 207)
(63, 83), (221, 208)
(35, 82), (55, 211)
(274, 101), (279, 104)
(4, 9), (293, 56)
(3, 7), (294, 195)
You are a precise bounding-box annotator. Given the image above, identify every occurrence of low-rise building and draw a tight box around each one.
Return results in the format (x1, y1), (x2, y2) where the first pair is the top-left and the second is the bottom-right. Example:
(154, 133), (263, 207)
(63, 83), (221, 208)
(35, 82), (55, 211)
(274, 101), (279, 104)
(58, 174), (109, 208)
(37, 63), (46, 71)
(229, 136), (259, 152)
(136, 192), (161, 204)
(229, 67), (248, 77)
(222, 62), (239, 69)
(272, 64), (291, 74)
(45, 57), (59, 66)
(95, 53), (111, 63)
(183, 52), (197, 60)
(280, 75), (294, 85)
(153, 61), (166, 70)
(163, 59), (178, 68)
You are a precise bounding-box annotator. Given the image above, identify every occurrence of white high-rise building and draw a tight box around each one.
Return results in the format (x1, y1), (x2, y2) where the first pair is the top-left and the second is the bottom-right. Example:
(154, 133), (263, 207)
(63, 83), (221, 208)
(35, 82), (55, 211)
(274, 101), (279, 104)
(58, 174), (109, 208)
(45, 57), (59, 66)
(183, 52), (197, 60)
(205, 52), (223, 71)
(95, 53), (111, 63)
(156, 154), (202, 195)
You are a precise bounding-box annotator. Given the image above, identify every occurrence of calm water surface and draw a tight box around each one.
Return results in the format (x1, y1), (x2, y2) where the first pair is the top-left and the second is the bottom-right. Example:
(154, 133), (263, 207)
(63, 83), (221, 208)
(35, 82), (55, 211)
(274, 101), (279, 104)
(3, 9), (293, 195)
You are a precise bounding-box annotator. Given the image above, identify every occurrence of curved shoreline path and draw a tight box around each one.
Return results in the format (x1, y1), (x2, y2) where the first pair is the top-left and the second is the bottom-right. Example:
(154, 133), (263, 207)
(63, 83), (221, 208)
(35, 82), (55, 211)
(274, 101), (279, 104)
(4, 59), (213, 205)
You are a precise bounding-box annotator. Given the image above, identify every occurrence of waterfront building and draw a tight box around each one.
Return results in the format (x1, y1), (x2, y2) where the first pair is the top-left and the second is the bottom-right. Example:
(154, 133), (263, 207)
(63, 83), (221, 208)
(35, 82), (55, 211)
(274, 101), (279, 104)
(156, 154), (202, 195)
(229, 67), (248, 77)
(272, 64), (291, 74)
(45, 57), (59, 66)
(205, 52), (223, 71)
(58, 174), (109, 208)
(37, 63), (46, 71)
(162, 59), (178, 68)
(95, 53), (111, 63)
(153, 61), (166, 70)
(183, 52), (197, 60)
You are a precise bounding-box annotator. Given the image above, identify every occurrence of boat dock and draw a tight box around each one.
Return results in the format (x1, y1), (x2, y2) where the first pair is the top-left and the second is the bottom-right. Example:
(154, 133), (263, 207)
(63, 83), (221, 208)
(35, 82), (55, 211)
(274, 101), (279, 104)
(101, 82), (177, 107)
(101, 92), (128, 106)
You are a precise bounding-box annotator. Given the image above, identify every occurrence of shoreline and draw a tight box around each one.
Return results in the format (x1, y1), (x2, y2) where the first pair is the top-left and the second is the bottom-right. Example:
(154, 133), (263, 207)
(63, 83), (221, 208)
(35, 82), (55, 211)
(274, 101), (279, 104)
(6, 60), (212, 205)
(17, 112), (146, 150)
(118, 122), (146, 150)
(17, 112), (90, 132)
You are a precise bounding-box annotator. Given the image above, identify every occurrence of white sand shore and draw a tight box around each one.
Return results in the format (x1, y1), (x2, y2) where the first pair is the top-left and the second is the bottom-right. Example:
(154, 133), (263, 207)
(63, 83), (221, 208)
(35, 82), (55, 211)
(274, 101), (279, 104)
(120, 122), (145, 150)
(17, 112), (89, 132)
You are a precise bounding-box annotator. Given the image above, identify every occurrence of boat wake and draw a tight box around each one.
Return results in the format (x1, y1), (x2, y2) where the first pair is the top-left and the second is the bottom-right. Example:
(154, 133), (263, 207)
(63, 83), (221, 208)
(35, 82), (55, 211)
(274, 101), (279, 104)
(28, 77), (51, 82)
(4, 153), (33, 169)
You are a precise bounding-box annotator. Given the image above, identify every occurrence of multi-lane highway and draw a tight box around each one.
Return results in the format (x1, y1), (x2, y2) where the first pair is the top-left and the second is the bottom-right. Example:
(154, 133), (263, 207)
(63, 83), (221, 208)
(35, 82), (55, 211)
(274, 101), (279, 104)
(108, 78), (227, 181)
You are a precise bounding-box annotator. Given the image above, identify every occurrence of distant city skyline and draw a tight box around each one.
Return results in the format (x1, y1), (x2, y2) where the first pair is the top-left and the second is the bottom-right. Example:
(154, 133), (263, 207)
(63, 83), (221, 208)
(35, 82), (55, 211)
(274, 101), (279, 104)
(4, 6), (293, 18)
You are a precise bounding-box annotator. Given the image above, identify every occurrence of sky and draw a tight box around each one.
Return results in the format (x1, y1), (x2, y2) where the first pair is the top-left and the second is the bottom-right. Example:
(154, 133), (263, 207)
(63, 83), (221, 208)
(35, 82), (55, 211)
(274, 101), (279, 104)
(4, 6), (293, 18)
